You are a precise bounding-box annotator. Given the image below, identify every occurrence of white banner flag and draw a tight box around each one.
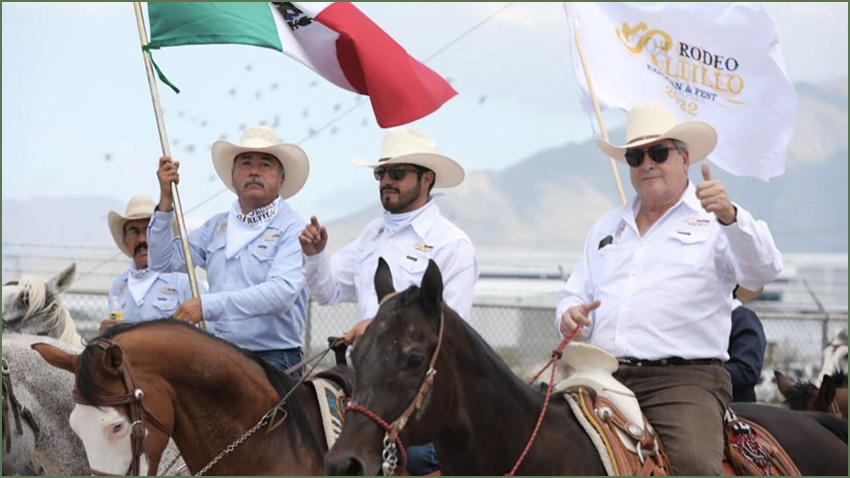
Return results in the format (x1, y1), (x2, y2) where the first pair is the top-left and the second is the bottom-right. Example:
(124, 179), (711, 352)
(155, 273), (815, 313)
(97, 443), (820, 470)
(567, 2), (797, 181)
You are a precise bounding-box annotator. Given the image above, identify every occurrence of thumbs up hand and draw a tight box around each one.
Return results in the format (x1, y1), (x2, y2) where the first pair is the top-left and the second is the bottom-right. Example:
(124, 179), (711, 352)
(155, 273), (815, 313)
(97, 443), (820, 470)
(696, 162), (737, 225)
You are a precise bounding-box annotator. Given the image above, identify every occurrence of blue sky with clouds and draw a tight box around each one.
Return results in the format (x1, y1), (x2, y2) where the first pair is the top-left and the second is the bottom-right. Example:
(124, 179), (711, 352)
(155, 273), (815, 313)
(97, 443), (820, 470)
(2, 2), (847, 225)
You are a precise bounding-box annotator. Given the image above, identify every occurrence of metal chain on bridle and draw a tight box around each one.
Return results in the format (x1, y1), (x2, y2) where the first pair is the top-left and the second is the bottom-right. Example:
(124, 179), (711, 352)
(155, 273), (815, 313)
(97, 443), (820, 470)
(192, 336), (348, 476)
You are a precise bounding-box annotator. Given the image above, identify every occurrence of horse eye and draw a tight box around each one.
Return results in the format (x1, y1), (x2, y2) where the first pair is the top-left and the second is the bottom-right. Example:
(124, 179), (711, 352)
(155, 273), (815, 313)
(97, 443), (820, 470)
(111, 423), (124, 435)
(406, 355), (425, 370)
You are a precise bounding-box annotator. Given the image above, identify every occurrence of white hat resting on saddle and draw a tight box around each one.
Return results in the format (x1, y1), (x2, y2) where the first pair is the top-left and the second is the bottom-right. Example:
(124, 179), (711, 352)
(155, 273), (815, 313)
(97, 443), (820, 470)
(108, 196), (176, 257)
(211, 126), (310, 199)
(352, 128), (465, 188)
(596, 102), (718, 164)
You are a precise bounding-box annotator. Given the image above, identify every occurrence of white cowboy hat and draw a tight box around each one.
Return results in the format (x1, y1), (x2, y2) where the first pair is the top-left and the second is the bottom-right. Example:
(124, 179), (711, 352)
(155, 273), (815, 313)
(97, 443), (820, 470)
(108, 196), (175, 257)
(352, 128), (465, 188)
(211, 126), (309, 199)
(596, 102), (717, 164)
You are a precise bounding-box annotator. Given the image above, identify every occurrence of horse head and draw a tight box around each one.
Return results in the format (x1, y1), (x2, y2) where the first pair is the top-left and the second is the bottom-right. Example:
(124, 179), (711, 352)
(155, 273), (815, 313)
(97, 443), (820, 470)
(326, 257), (450, 476)
(32, 328), (174, 476)
(2, 263), (79, 345)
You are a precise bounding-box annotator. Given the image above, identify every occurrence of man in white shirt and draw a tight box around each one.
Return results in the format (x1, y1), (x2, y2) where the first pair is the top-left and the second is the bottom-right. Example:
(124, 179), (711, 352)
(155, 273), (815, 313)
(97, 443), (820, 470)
(299, 128), (479, 475)
(555, 103), (782, 475)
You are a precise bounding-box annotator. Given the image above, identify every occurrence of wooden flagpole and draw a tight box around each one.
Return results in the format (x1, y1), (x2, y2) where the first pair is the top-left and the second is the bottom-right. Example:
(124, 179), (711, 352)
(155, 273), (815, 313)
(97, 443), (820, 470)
(566, 3), (627, 206)
(132, 2), (205, 330)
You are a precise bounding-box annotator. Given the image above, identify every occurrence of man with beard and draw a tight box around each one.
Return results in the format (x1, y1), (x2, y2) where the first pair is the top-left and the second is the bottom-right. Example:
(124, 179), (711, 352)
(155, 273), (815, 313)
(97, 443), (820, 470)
(100, 196), (196, 334)
(299, 128), (479, 475)
(148, 126), (311, 374)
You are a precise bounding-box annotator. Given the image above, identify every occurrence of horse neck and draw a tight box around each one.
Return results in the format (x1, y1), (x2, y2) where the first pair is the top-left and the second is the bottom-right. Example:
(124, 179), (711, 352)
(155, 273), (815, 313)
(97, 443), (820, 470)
(161, 345), (323, 475)
(433, 318), (603, 475)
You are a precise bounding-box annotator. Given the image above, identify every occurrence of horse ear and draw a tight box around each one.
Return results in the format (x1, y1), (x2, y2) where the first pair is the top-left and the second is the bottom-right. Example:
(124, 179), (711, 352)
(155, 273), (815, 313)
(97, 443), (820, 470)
(31, 343), (78, 374)
(817, 375), (837, 408)
(102, 344), (124, 376)
(374, 257), (395, 303)
(420, 260), (443, 318)
(47, 263), (76, 294)
(775, 371), (793, 396)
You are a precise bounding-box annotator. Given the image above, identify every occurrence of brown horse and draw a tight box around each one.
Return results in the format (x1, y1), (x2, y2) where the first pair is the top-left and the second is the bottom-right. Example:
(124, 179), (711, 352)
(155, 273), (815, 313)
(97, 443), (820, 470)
(775, 370), (848, 421)
(325, 259), (848, 476)
(33, 319), (351, 475)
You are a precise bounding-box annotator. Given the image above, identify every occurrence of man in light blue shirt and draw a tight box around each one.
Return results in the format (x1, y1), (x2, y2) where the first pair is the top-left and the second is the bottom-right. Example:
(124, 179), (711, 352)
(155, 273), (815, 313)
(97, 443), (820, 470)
(100, 196), (196, 334)
(147, 126), (310, 375)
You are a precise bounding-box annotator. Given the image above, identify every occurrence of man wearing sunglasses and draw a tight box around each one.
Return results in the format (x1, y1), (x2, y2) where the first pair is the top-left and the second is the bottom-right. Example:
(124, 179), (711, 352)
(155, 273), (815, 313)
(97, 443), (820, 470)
(300, 128), (478, 476)
(555, 103), (782, 475)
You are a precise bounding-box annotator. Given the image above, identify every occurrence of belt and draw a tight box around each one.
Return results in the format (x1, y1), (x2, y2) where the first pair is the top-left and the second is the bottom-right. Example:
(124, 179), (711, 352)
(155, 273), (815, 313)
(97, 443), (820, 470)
(617, 357), (723, 367)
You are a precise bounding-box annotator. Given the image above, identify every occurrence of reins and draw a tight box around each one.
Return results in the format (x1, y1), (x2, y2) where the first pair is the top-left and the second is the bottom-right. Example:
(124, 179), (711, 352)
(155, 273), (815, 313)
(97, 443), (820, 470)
(504, 324), (580, 476)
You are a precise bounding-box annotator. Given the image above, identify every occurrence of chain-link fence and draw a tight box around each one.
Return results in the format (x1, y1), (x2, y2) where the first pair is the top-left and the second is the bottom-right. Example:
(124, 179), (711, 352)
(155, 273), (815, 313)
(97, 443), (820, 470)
(64, 292), (846, 403)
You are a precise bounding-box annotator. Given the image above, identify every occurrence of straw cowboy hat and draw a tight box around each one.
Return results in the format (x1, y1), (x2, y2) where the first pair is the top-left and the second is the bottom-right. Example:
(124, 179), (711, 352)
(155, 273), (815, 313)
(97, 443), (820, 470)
(352, 128), (465, 188)
(597, 102), (717, 164)
(108, 196), (175, 257)
(211, 126), (309, 199)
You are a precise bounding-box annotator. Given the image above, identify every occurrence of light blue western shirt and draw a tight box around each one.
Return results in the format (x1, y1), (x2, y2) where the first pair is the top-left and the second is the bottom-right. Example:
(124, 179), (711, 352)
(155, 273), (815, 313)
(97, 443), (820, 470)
(147, 201), (308, 351)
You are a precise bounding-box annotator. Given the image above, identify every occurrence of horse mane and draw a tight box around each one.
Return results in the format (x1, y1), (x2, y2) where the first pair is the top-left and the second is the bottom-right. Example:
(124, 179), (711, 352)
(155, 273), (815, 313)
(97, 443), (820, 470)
(780, 379), (819, 410)
(392, 287), (540, 397)
(831, 370), (848, 388)
(79, 319), (322, 459)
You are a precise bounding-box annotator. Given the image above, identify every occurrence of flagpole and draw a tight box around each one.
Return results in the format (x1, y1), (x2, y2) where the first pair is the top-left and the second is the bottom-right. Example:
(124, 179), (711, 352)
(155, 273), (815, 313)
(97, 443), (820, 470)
(133, 2), (205, 330)
(566, 3), (627, 206)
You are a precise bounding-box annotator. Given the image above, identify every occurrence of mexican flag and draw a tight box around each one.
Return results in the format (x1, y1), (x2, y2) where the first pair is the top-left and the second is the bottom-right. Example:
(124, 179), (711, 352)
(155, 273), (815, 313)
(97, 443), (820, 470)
(146, 2), (457, 128)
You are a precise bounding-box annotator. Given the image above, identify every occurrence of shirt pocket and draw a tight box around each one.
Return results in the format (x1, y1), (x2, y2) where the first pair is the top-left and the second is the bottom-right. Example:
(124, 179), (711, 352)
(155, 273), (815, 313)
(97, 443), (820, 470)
(667, 230), (709, 267)
(398, 251), (430, 276)
(152, 294), (179, 316)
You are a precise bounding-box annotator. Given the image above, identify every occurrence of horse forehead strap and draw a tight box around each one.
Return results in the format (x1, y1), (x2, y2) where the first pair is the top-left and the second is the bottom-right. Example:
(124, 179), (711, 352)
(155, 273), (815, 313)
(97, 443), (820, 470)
(388, 310), (445, 441)
(74, 337), (173, 437)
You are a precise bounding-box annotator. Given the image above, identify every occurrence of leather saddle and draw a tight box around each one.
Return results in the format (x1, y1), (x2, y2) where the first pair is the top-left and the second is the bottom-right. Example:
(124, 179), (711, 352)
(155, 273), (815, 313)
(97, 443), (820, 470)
(554, 344), (800, 476)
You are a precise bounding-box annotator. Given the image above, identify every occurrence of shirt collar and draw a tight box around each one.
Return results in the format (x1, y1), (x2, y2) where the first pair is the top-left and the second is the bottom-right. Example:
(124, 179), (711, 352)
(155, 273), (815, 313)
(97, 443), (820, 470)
(411, 201), (440, 238)
(622, 180), (701, 222)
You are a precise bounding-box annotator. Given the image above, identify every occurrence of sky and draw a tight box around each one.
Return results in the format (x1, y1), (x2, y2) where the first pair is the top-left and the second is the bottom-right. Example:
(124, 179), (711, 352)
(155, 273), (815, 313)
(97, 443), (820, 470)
(2, 2), (848, 229)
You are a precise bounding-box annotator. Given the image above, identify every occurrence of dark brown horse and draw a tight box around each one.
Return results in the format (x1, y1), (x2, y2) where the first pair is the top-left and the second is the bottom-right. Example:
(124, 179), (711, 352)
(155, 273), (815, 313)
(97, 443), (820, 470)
(775, 370), (848, 421)
(325, 259), (848, 476)
(34, 319), (351, 475)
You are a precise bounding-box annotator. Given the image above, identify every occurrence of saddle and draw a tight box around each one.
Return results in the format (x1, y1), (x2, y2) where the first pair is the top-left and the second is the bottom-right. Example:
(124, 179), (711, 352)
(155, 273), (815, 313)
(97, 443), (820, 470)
(555, 344), (800, 476)
(310, 365), (354, 449)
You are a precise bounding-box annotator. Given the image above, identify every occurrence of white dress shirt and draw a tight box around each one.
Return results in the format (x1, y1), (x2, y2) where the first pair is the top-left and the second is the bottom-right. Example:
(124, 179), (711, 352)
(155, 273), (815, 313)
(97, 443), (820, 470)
(555, 182), (782, 361)
(305, 201), (479, 320)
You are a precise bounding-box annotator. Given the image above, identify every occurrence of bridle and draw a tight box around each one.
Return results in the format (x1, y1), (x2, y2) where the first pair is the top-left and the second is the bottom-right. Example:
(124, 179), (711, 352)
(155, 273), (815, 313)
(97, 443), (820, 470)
(345, 293), (446, 476)
(72, 338), (172, 476)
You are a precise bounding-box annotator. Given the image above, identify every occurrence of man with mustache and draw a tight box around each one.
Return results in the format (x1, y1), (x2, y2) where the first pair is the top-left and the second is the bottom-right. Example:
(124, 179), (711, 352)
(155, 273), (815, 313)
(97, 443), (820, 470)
(555, 103), (782, 475)
(300, 128), (478, 475)
(100, 196), (196, 334)
(148, 126), (311, 374)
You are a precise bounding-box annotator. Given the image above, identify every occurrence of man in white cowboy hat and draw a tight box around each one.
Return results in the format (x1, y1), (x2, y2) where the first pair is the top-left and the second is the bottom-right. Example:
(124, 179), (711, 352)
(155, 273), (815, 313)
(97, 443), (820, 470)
(147, 126), (311, 375)
(555, 102), (782, 475)
(100, 196), (196, 334)
(299, 128), (478, 475)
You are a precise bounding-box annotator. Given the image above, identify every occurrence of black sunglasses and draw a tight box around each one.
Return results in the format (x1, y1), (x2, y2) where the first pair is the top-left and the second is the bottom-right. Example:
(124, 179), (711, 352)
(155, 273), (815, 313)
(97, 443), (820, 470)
(624, 145), (677, 168)
(373, 166), (421, 181)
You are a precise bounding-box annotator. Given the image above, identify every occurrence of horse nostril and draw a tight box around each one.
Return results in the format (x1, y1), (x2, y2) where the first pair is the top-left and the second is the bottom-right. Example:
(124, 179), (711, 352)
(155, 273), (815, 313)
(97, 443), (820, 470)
(326, 456), (365, 476)
(343, 457), (364, 476)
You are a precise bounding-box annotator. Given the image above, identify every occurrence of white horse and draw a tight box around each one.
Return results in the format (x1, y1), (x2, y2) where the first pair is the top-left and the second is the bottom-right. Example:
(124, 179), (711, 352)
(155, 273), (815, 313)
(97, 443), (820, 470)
(817, 328), (849, 386)
(2, 263), (83, 348)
